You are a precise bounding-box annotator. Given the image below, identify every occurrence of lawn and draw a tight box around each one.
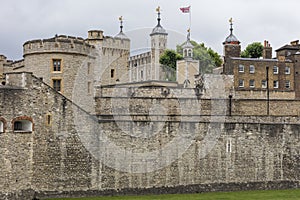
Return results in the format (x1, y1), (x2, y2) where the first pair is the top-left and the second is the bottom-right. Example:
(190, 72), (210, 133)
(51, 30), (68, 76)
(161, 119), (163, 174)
(45, 189), (300, 200)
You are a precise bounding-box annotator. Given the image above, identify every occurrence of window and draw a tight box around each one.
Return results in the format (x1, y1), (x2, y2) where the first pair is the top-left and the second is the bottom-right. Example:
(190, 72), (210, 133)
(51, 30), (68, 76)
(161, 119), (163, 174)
(141, 70), (144, 80)
(249, 80), (255, 88)
(273, 80), (279, 89)
(88, 82), (91, 94)
(226, 140), (232, 153)
(238, 65), (244, 72)
(52, 79), (62, 92)
(0, 120), (3, 133)
(45, 114), (52, 126)
(87, 62), (91, 75)
(52, 59), (61, 72)
(262, 80), (267, 89)
(239, 79), (244, 88)
(285, 80), (291, 89)
(13, 120), (33, 132)
(273, 66), (279, 74)
(188, 49), (192, 57)
(111, 69), (115, 78)
(249, 65), (255, 73)
(285, 66), (290, 74)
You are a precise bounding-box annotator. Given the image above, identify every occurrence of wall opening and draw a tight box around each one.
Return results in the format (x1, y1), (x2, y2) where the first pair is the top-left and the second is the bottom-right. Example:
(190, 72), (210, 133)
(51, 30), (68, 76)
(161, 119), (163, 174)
(45, 114), (52, 126)
(13, 117), (33, 133)
(0, 120), (3, 133)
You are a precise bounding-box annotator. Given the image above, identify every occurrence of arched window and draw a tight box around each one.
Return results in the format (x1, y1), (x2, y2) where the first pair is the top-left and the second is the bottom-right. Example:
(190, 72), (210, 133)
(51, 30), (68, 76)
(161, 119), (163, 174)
(0, 117), (6, 133)
(12, 116), (33, 133)
(184, 49), (188, 57)
(188, 49), (192, 57)
(0, 121), (4, 133)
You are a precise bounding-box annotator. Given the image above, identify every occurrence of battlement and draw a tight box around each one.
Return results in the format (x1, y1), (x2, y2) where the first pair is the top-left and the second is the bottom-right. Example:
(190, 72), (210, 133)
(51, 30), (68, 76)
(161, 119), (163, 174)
(103, 36), (130, 50)
(23, 35), (95, 57)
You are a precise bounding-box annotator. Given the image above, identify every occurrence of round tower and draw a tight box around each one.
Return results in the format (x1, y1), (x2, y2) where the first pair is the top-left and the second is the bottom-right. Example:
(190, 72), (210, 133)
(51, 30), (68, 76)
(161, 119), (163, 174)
(150, 6), (168, 80)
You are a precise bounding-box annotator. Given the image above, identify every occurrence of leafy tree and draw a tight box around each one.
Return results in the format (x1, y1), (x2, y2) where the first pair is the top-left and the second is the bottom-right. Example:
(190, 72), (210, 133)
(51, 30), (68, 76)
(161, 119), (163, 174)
(159, 49), (183, 70)
(177, 41), (222, 74)
(241, 42), (263, 58)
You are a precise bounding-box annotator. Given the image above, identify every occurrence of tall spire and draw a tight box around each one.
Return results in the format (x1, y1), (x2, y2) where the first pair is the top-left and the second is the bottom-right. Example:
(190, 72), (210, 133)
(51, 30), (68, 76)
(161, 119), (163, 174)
(156, 6), (161, 27)
(223, 17), (240, 45)
(115, 16), (129, 39)
(229, 17), (233, 35)
(119, 16), (123, 33)
(150, 6), (168, 36)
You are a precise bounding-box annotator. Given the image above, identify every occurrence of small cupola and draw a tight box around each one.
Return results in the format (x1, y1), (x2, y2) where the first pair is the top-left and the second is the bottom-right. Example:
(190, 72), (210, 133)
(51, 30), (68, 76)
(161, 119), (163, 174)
(223, 18), (240, 45)
(182, 29), (194, 59)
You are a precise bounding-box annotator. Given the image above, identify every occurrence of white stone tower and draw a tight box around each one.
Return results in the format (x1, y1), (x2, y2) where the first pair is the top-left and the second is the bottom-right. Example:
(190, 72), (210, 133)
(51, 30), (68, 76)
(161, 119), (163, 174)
(150, 6), (168, 80)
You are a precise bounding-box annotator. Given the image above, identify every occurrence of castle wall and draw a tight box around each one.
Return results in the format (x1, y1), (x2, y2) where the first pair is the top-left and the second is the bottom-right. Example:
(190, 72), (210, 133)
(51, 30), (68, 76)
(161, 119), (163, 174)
(100, 37), (130, 85)
(0, 73), (299, 199)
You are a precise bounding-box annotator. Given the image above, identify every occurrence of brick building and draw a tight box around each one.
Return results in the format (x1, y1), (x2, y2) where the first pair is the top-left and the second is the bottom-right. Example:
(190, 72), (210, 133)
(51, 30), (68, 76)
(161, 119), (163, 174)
(222, 20), (300, 99)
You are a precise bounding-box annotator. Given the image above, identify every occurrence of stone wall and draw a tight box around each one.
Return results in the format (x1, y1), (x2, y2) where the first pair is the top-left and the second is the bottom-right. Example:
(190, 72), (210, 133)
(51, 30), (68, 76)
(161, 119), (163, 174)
(0, 73), (299, 200)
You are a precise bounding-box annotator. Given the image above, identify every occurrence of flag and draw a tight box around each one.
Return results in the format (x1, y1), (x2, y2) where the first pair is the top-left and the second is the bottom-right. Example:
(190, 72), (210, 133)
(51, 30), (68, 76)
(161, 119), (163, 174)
(180, 6), (190, 13)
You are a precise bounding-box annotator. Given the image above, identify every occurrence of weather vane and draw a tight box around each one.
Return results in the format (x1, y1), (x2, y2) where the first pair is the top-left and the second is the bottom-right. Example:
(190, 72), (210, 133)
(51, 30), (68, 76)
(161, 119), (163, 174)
(156, 6), (160, 13)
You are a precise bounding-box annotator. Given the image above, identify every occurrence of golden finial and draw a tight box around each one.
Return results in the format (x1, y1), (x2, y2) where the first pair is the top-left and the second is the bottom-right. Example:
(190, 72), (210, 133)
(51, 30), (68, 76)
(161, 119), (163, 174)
(156, 6), (160, 13)
(119, 16), (123, 21)
(229, 18), (233, 24)
(187, 28), (190, 33)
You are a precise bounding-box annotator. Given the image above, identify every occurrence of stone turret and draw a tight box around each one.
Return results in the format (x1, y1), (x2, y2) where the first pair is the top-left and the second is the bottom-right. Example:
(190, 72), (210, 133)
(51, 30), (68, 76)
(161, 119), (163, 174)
(150, 6), (168, 80)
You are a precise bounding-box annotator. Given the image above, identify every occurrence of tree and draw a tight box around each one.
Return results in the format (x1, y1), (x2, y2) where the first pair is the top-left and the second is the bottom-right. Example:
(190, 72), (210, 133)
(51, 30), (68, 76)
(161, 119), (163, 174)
(159, 49), (183, 70)
(176, 41), (222, 74)
(241, 42), (263, 58)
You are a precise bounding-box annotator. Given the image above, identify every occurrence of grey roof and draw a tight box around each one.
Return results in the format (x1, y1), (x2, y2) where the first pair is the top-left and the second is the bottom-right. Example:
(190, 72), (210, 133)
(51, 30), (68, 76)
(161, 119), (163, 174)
(275, 44), (300, 52)
(115, 31), (129, 40)
(150, 24), (168, 36)
(224, 33), (239, 44)
(182, 39), (194, 49)
(231, 57), (278, 62)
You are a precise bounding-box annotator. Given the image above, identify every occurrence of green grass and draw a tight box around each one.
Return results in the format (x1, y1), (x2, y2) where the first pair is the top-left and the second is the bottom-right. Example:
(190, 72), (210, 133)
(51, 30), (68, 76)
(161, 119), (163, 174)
(45, 189), (300, 200)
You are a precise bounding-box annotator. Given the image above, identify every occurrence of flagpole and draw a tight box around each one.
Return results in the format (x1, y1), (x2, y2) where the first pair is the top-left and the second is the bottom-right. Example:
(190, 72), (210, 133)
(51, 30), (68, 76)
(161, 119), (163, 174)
(189, 6), (192, 37)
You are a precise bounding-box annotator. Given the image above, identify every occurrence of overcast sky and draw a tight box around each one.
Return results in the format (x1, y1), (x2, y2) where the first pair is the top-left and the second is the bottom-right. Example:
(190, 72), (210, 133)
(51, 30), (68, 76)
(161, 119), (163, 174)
(1, 0), (300, 60)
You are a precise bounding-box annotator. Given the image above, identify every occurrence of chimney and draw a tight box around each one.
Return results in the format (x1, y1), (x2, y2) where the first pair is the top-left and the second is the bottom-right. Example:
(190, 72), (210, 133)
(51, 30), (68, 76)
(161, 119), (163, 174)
(290, 40), (299, 46)
(263, 40), (272, 59)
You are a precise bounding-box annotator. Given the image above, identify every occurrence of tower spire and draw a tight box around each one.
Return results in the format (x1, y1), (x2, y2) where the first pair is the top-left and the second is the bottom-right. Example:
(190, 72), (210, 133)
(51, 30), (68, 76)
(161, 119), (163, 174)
(223, 17), (240, 45)
(229, 17), (233, 35)
(119, 16), (123, 33)
(115, 16), (129, 39)
(156, 6), (161, 27)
